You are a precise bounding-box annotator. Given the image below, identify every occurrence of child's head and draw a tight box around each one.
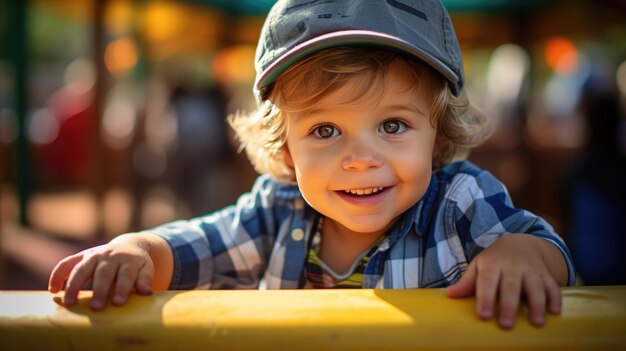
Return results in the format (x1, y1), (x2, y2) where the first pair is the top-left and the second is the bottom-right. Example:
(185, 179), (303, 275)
(230, 0), (488, 184)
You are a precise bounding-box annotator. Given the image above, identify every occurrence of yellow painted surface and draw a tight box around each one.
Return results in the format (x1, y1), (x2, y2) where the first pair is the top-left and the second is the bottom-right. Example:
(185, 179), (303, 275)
(1, 287), (625, 350)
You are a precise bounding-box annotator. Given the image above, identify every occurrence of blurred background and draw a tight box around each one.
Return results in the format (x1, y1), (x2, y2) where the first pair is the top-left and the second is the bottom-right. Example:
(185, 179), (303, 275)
(1, 0), (625, 290)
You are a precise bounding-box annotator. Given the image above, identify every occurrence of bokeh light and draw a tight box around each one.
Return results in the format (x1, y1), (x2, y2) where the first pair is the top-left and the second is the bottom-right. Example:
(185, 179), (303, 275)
(545, 37), (580, 76)
(105, 0), (134, 36)
(213, 45), (257, 85)
(27, 108), (59, 145)
(104, 37), (139, 76)
(64, 58), (95, 95)
(485, 43), (530, 133)
(142, 1), (185, 43)
(102, 100), (136, 150)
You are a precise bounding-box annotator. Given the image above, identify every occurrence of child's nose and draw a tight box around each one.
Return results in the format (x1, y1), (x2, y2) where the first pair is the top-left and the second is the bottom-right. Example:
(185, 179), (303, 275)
(341, 136), (383, 171)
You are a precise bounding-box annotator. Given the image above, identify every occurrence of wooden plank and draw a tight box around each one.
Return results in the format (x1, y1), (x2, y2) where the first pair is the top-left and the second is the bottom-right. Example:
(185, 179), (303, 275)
(1, 286), (625, 350)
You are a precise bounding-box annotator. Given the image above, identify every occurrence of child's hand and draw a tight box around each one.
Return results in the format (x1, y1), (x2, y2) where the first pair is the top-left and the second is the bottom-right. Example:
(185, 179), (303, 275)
(446, 234), (567, 329)
(48, 234), (156, 310)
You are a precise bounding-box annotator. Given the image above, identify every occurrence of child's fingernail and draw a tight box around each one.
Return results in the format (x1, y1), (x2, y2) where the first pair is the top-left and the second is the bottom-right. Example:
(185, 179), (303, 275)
(138, 282), (153, 295)
(90, 299), (103, 309)
(500, 318), (514, 329)
(113, 295), (125, 304)
(533, 315), (545, 326)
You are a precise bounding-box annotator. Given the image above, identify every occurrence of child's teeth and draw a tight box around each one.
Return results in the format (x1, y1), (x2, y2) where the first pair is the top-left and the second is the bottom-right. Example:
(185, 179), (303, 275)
(345, 187), (384, 195)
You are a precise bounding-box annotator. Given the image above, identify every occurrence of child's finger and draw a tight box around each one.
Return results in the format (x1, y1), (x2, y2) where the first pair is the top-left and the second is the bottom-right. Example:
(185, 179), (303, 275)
(135, 261), (155, 295)
(446, 263), (477, 298)
(90, 261), (118, 310)
(475, 267), (500, 320)
(48, 254), (83, 293)
(523, 274), (546, 326)
(545, 276), (562, 315)
(497, 273), (522, 329)
(63, 256), (98, 306)
(112, 262), (140, 305)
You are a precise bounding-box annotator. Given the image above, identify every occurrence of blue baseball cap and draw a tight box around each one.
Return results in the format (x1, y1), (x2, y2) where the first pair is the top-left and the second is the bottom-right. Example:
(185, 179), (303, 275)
(254, 0), (464, 102)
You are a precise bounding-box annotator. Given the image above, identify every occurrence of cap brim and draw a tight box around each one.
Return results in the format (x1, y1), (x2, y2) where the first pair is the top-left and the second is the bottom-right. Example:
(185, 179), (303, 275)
(255, 30), (460, 96)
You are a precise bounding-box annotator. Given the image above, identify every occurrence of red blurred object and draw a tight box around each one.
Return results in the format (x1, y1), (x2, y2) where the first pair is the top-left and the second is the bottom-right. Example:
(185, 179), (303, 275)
(33, 86), (94, 186)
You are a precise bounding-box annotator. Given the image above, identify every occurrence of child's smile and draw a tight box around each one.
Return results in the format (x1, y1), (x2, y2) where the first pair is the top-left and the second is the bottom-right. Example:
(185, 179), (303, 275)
(283, 60), (438, 238)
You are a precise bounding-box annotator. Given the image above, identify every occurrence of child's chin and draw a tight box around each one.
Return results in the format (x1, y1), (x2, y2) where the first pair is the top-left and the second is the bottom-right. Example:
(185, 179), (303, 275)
(333, 216), (392, 235)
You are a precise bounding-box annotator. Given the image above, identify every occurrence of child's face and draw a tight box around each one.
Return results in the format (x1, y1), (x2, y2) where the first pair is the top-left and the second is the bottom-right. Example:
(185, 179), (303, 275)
(283, 61), (437, 236)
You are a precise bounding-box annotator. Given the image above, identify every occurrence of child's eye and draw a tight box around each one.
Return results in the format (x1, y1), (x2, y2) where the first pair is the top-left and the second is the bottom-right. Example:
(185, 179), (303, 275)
(312, 125), (340, 138)
(379, 119), (407, 134)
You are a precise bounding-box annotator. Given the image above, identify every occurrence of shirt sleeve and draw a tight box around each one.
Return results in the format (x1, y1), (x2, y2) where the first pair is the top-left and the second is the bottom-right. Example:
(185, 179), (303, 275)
(150, 175), (281, 290)
(448, 166), (576, 286)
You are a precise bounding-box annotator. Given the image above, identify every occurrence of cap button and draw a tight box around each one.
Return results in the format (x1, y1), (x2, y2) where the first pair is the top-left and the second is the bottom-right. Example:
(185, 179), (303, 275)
(291, 228), (305, 241)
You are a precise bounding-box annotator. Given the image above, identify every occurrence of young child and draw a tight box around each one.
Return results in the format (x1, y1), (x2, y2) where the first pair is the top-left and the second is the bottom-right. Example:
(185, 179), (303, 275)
(49, 0), (575, 329)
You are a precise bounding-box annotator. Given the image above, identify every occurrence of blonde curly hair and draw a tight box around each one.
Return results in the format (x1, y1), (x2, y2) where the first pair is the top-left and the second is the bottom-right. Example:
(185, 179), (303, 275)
(229, 47), (489, 184)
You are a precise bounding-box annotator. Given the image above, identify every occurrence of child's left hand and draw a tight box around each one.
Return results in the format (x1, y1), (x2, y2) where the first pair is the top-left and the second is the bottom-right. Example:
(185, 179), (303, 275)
(446, 234), (568, 329)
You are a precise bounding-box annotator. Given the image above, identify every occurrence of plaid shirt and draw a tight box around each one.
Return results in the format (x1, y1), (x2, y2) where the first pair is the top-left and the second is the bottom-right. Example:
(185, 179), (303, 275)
(153, 161), (576, 290)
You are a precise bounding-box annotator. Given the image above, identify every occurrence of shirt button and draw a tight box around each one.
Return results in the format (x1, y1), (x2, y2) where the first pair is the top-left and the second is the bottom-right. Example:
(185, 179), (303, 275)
(291, 228), (304, 241)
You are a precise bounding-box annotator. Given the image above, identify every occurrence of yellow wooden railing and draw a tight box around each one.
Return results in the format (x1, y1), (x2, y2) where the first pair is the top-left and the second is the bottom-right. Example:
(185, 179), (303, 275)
(1, 286), (625, 350)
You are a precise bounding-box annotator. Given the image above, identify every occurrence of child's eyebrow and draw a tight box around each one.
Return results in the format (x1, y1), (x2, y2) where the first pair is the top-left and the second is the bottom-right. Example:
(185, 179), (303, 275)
(293, 108), (329, 121)
(381, 104), (427, 117)
(294, 103), (427, 121)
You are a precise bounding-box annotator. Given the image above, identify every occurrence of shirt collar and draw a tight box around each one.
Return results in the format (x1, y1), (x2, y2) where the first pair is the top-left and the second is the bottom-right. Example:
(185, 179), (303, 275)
(416, 173), (440, 237)
(273, 181), (302, 200)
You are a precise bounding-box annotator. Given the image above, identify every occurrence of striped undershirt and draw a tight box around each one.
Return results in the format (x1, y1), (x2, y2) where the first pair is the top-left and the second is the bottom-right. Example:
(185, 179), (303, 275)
(305, 218), (386, 288)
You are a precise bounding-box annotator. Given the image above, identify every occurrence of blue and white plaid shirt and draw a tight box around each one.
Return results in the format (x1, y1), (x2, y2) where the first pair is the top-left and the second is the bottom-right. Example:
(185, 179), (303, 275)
(153, 161), (576, 290)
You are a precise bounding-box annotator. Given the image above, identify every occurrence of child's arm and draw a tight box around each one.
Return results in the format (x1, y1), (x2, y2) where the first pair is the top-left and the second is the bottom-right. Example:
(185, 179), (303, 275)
(446, 233), (568, 329)
(48, 232), (173, 310)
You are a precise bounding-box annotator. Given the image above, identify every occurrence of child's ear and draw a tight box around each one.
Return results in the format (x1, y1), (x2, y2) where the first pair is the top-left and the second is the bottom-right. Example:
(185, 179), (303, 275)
(282, 146), (295, 168)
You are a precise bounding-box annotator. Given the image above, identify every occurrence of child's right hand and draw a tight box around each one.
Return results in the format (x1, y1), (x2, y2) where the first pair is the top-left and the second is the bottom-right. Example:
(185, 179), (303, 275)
(48, 233), (163, 310)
